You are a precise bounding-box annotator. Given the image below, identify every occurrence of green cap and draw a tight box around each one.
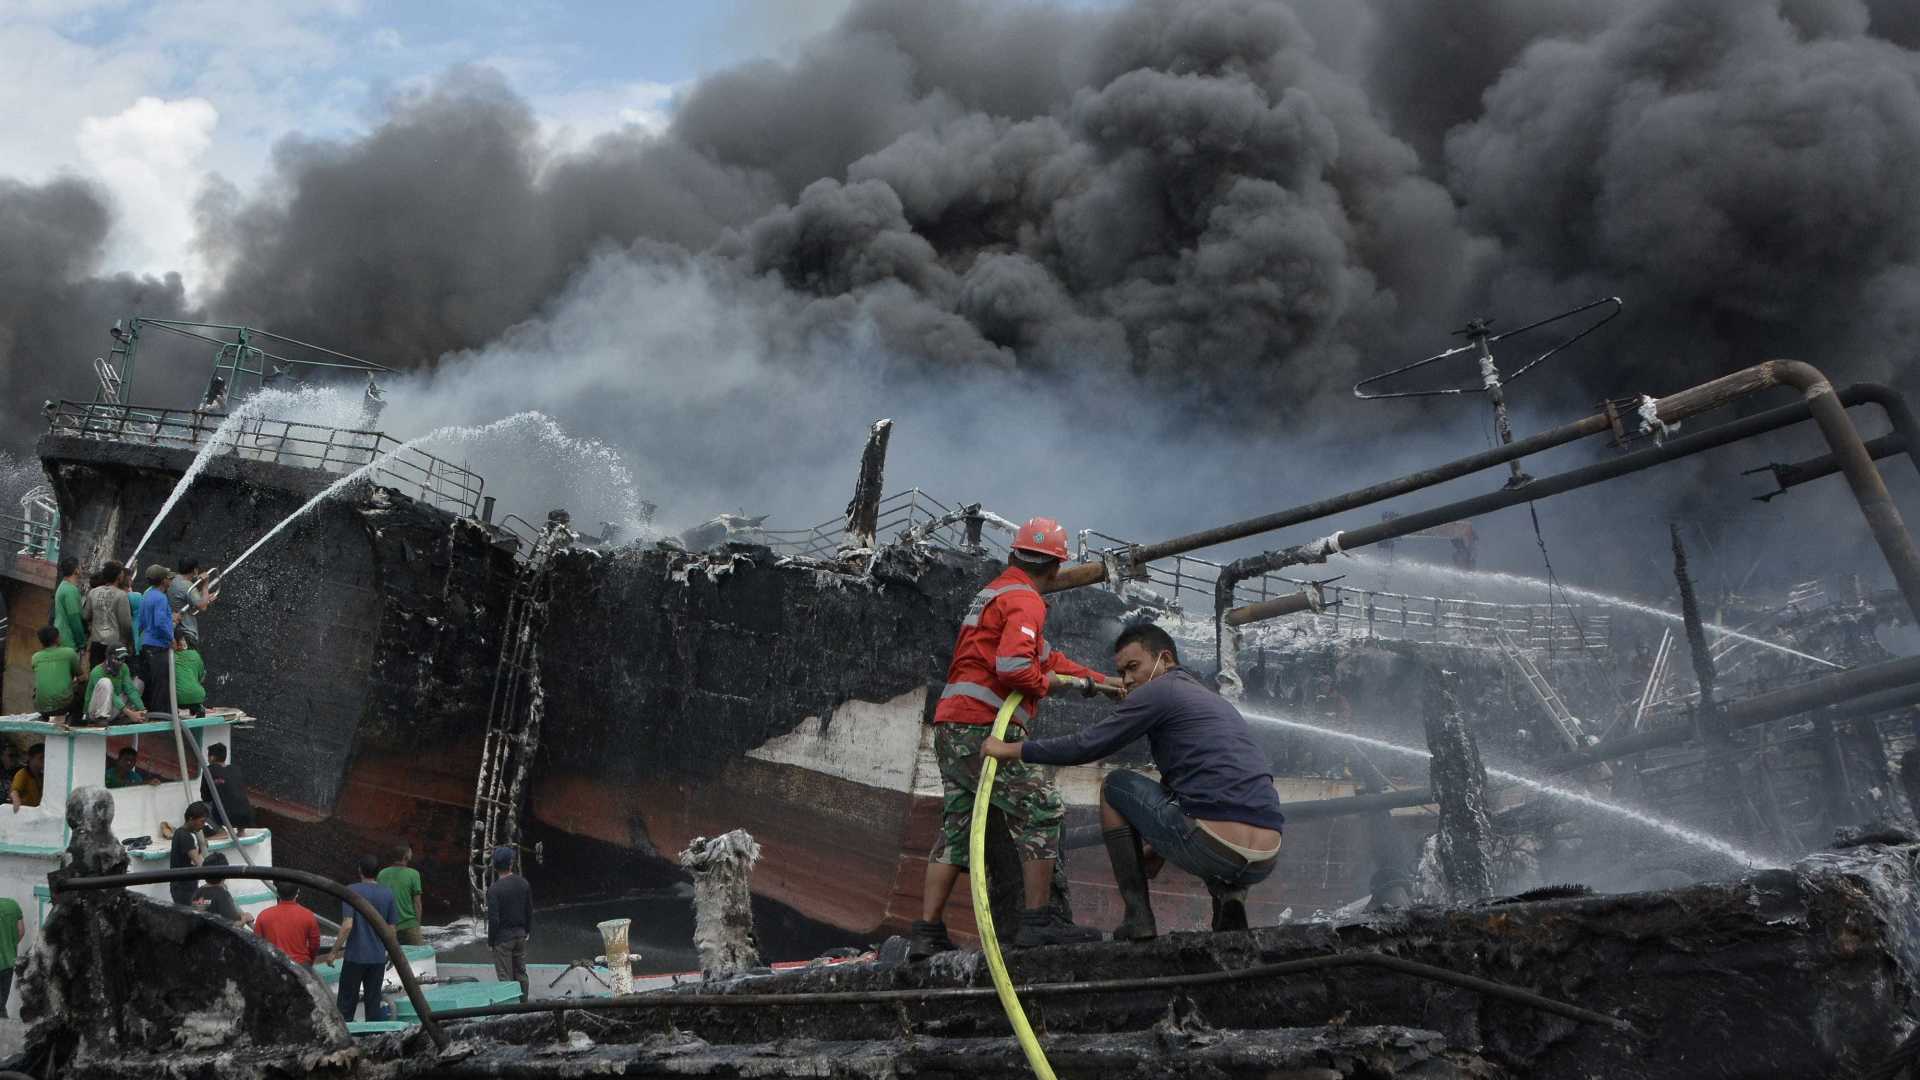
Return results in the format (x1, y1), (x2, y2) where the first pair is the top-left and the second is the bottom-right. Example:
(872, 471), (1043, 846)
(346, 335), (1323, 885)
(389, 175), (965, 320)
(145, 563), (172, 584)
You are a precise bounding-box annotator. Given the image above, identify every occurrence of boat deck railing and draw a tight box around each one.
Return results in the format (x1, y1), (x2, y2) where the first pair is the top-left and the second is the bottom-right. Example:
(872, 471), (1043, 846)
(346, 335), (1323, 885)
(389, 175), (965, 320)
(1, 512), (57, 562)
(1075, 528), (1610, 652)
(45, 400), (484, 519)
(758, 488), (1007, 559)
(751, 494), (1606, 651)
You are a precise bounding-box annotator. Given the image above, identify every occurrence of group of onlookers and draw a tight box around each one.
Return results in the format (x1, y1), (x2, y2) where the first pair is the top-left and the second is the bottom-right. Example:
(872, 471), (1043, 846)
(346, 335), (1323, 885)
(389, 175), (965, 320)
(159, 801), (434, 1022)
(31, 555), (215, 727)
(26, 555), (541, 1022)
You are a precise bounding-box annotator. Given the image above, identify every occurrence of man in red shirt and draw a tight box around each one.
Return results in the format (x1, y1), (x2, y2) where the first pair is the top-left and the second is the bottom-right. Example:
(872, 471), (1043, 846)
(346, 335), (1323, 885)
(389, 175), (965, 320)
(913, 517), (1117, 958)
(254, 881), (321, 968)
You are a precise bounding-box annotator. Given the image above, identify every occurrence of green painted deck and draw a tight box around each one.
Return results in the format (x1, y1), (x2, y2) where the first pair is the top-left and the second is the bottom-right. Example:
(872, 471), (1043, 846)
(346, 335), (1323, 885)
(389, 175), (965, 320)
(128, 829), (270, 861)
(391, 979), (522, 1019)
(315, 944), (436, 985)
(0, 713), (237, 737)
(346, 1020), (413, 1035)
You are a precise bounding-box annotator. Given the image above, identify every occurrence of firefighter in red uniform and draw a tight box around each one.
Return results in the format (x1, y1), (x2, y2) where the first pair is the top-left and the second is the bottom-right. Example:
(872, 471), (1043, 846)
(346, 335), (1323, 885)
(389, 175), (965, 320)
(911, 517), (1117, 959)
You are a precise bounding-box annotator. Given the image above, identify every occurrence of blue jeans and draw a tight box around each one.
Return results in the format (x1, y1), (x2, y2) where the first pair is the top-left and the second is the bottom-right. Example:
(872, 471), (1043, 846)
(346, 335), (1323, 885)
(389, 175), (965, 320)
(1103, 770), (1277, 890)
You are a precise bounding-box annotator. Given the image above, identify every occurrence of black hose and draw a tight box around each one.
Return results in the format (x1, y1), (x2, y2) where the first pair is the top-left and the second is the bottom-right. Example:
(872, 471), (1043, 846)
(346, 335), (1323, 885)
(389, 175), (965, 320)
(430, 950), (1633, 1033)
(52, 865), (448, 1050)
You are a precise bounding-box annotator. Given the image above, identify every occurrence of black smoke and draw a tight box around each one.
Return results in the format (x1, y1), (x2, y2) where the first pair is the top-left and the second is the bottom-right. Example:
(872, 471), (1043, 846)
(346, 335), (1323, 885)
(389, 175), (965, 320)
(1446, 0), (1920, 402)
(6, 0), (1920, 561)
(0, 177), (187, 425)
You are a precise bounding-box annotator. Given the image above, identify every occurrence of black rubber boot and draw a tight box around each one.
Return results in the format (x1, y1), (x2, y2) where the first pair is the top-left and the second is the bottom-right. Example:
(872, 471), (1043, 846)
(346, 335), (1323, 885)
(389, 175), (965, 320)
(908, 919), (955, 961)
(1208, 881), (1250, 931)
(1013, 908), (1103, 948)
(1102, 826), (1157, 941)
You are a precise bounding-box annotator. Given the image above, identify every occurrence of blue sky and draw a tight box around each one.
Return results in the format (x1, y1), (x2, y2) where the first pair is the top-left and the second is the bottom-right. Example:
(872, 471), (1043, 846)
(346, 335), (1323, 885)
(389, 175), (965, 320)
(0, 0), (858, 287)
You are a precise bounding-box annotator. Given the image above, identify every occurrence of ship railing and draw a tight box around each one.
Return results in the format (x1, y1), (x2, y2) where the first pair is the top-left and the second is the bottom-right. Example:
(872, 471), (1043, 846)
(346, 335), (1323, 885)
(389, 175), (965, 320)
(759, 489), (1010, 560)
(1076, 528), (1608, 652)
(1, 512), (59, 562)
(753, 500), (1605, 650)
(45, 400), (484, 518)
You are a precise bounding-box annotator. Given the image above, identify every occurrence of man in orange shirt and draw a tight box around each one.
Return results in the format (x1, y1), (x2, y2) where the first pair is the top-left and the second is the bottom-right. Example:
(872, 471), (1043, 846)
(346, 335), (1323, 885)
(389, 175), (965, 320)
(913, 517), (1117, 958)
(254, 881), (321, 968)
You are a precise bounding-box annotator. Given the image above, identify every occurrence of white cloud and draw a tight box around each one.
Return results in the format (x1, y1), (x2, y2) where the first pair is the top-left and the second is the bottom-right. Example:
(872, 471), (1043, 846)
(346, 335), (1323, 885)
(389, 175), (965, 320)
(535, 80), (681, 156)
(0, 2), (742, 293)
(76, 96), (219, 284)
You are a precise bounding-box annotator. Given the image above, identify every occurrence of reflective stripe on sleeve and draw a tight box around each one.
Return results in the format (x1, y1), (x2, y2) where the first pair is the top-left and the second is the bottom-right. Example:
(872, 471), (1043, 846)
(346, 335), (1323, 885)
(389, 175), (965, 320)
(995, 656), (1033, 674)
(940, 682), (1007, 710)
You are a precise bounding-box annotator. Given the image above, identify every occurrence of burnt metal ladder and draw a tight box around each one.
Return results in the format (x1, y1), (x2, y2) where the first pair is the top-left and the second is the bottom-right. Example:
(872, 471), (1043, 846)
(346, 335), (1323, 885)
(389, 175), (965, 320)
(1630, 629), (1675, 734)
(468, 513), (573, 914)
(1495, 630), (1586, 753)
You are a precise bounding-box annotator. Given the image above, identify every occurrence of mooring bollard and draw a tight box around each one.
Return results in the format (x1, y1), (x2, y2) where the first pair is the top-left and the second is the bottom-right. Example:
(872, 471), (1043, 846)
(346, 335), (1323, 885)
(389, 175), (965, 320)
(597, 918), (633, 995)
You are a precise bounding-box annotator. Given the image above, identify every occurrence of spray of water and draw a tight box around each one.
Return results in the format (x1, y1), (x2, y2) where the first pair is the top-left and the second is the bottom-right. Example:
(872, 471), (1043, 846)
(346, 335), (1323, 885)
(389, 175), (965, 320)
(1348, 553), (1840, 669)
(211, 411), (559, 586)
(125, 387), (358, 569)
(392, 411), (650, 541)
(1242, 708), (1773, 868)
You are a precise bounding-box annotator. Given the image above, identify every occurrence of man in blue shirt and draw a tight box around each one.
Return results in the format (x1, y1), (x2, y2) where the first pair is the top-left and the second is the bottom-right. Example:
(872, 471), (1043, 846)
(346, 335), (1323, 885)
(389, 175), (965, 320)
(984, 622), (1286, 940)
(324, 853), (398, 1021)
(135, 565), (176, 702)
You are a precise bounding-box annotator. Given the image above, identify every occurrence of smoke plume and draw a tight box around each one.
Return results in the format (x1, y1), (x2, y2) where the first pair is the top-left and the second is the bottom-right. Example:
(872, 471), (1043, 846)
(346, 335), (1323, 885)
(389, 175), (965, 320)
(5, 0), (1920, 585)
(0, 177), (187, 418)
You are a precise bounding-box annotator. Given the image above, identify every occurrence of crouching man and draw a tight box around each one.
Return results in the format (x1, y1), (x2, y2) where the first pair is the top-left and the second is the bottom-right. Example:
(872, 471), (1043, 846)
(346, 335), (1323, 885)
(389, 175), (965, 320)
(983, 622), (1284, 937)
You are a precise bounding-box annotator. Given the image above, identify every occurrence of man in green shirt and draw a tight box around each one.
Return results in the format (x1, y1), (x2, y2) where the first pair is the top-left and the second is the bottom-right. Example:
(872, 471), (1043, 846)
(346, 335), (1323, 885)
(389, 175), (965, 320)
(84, 646), (147, 726)
(0, 892), (23, 1018)
(172, 632), (208, 717)
(30, 628), (79, 722)
(377, 843), (426, 946)
(53, 557), (86, 664)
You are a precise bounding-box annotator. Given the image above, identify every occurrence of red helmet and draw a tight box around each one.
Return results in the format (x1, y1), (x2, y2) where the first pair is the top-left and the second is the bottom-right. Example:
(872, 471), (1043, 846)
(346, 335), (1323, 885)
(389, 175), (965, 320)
(1011, 516), (1070, 562)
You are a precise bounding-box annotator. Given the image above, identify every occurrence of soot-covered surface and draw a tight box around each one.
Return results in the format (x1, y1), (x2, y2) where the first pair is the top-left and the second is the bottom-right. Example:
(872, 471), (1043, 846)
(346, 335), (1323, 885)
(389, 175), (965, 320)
(25, 842), (1908, 1077)
(535, 543), (1137, 787)
(488, 841), (1916, 1079)
(39, 433), (516, 912)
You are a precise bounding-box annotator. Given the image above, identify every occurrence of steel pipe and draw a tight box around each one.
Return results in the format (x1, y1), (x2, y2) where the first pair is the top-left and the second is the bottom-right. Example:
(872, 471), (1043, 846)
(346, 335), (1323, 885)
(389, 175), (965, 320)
(1772, 364), (1920, 622)
(1535, 654), (1920, 774)
(1215, 367), (1920, 627)
(1752, 434), (1907, 501)
(51, 865), (448, 1050)
(1224, 585), (1324, 627)
(1053, 363), (1864, 594)
(427, 950), (1631, 1032)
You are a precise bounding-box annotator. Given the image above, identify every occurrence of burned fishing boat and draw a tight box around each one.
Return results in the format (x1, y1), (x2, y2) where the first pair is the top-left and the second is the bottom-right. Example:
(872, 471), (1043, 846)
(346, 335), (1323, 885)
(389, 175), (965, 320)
(29, 319), (1920, 947)
(10, 313), (1920, 1075)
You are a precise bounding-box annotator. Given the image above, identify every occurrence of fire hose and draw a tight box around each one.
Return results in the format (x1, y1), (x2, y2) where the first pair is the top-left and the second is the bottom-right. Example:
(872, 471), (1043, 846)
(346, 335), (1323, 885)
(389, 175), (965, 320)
(969, 688), (1056, 1080)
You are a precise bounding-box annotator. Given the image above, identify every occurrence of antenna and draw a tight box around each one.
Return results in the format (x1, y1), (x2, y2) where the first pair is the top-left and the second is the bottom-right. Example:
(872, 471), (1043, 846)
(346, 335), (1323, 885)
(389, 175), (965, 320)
(1354, 296), (1622, 486)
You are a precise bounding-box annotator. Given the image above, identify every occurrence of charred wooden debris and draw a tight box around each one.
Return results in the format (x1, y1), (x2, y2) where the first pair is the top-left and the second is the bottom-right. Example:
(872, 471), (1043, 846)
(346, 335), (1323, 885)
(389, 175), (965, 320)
(17, 782), (1920, 1078)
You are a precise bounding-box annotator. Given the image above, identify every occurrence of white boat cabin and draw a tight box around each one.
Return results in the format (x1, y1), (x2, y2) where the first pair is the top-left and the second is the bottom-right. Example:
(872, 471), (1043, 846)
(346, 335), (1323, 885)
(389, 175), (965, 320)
(0, 710), (275, 934)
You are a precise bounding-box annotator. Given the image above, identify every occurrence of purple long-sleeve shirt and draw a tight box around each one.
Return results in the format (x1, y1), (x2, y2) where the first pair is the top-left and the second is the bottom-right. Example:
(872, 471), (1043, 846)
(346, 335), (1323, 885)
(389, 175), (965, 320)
(1020, 668), (1287, 831)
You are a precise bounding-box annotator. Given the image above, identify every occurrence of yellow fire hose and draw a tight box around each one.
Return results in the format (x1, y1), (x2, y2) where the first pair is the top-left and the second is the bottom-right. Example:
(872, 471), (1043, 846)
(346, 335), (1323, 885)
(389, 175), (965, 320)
(969, 689), (1057, 1080)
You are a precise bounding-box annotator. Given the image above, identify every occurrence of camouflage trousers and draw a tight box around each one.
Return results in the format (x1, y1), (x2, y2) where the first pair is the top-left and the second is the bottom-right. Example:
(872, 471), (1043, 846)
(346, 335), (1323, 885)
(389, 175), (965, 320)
(928, 722), (1063, 866)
